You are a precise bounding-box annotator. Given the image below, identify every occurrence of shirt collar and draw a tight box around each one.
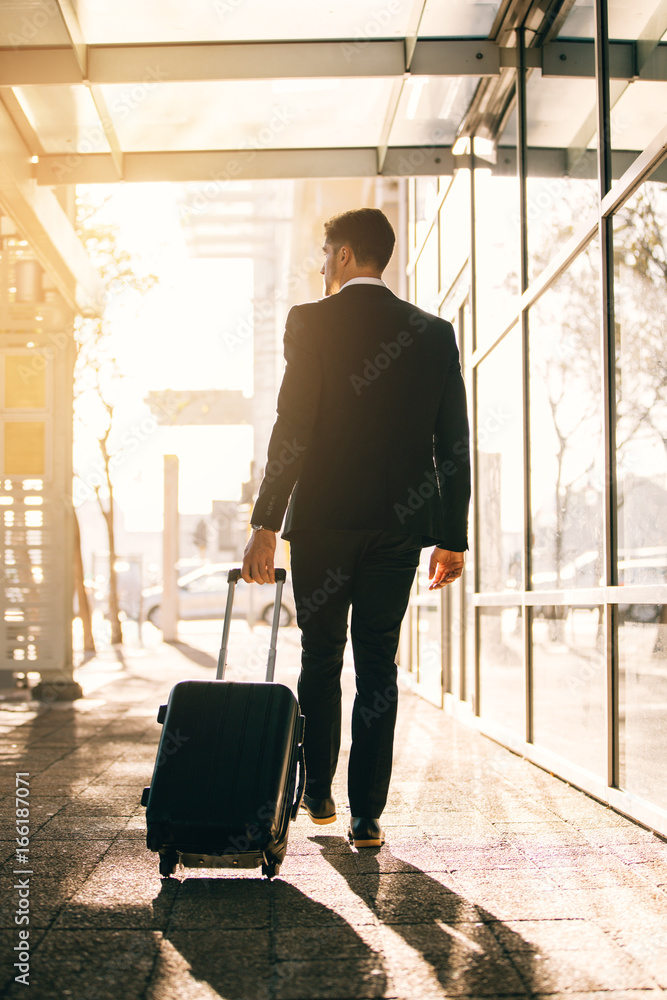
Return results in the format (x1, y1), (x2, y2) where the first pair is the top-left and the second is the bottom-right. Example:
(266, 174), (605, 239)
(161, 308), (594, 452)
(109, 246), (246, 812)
(339, 277), (387, 290)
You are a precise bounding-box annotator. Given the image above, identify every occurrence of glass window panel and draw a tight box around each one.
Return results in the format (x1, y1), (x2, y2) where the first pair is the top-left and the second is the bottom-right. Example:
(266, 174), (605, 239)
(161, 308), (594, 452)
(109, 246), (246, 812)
(77, 0), (414, 43)
(464, 569), (475, 708)
(438, 170), (470, 299)
(389, 77), (480, 147)
(532, 604), (606, 776)
(614, 173), (667, 585)
(557, 0), (667, 39)
(525, 73), (598, 153)
(478, 606), (524, 733)
(476, 327), (523, 594)
(619, 607), (667, 810)
(526, 174), (598, 284)
(448, 582), (461, 699)
(4, 423), (45, 477)
(102, 79), (394, 151)
(474, 115), (520, 350)
(13, 87), (111, 155)
(610, 82), (667, 160)
(414, 222), (439, 311)
(608, 1), (667, 40)
(415, 176), (439, 247)
(557, 0), (594, 38)
(5, 357), (46, 409)
(419, 2), (500, 36)
(76, 0), (501, 44)
(0, 2), (71, 45)
(529, 240), (604, 591)
(411, 554), (444, 708)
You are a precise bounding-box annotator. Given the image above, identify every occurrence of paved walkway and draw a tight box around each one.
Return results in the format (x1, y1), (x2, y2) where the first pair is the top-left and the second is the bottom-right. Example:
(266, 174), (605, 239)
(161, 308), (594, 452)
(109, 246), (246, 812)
(1, 622), (667, 999)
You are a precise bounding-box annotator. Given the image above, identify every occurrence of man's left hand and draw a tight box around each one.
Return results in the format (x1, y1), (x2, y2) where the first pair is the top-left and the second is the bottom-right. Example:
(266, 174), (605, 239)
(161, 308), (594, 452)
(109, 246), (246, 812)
(428, 548), (465, 590)
(242, 529), (277, 584)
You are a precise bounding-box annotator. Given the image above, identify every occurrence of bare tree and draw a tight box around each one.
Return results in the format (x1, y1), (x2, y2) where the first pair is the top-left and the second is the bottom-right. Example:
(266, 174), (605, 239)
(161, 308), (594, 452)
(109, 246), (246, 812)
(73, 195), (157, 645)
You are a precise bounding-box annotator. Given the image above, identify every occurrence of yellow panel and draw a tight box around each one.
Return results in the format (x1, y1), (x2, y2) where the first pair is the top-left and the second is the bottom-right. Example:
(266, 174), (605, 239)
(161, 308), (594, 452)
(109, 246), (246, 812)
(5, 356), (46, 409)
(4, 423), (45, 476)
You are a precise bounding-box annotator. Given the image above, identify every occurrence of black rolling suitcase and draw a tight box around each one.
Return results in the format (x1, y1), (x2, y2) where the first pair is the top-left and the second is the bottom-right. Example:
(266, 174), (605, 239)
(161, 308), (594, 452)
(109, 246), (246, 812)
(141, 568), (305, 879)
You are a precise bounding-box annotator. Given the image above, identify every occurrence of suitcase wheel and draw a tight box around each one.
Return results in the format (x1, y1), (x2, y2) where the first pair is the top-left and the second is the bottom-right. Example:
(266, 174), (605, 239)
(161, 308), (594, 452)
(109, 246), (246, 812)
(262, 859), (280, 879)
(159, 850), (179, 878)
(157, 704), (167, 724)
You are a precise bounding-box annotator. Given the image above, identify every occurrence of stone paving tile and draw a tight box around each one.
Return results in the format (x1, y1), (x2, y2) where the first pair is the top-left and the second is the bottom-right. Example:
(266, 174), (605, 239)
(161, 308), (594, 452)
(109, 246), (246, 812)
(1, 929), (159, 1000)
(524, 948), (659, 992)
(378, 922), (531, 998)
(276, 873), (379, 928)
(146, 930), (273, 1000)
(53, 853), (178, 930)
(580, 825), (661, 845)
(489, 917), (628, 952)
(433, 846), (536, 873)
(167, 876), (274, 930)
(605, 841), (667, 864)
(606, 918), (667, 989)
(30, 815), (132, 840)
(274, 958), (388, 999)
(552, 885), (667, 924)
(538, 863), (652, 890)
(513, 844), (628, 867)
(624, 859), (667, 888)
(274, 923), (384, 962)
(530, 992), (667, 999)
(0, 928), (48, 996)
(352, 872), (480, 925)
(3, 640), (667, 999)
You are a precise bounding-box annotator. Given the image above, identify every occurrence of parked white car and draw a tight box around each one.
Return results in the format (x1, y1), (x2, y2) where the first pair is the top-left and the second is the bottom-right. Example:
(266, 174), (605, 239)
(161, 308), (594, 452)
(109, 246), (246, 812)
(142, 563), (295, 628)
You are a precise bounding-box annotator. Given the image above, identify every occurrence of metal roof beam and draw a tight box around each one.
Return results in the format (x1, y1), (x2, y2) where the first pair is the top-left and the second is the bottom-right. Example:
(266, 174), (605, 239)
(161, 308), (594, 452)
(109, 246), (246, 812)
(36, 147), (457, 184)
(1, 40), (665, 85)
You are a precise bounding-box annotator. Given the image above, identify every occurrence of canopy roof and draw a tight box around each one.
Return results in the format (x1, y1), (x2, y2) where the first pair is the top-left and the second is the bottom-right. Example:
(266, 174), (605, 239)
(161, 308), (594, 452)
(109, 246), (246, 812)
(0, 0), (665, 186)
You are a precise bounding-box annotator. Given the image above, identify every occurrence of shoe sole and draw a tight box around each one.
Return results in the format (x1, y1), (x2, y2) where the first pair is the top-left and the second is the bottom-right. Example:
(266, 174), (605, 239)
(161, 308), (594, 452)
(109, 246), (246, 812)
(308, 813), (337, 825)
(348, 833), (384, 848)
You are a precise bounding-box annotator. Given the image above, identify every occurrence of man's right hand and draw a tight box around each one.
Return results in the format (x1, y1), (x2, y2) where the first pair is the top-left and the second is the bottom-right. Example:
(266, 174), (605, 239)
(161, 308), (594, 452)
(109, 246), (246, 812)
(428, 548), (465, 590)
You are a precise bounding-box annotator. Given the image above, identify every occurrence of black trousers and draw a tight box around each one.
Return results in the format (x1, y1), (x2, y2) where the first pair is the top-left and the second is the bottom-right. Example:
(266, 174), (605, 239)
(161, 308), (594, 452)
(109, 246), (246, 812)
(289, 530), (422, 818)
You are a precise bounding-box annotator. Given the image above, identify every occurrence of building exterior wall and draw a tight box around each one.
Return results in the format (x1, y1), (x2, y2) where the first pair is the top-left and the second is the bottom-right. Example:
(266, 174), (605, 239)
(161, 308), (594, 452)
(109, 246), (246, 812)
(402, 25), (667, 834)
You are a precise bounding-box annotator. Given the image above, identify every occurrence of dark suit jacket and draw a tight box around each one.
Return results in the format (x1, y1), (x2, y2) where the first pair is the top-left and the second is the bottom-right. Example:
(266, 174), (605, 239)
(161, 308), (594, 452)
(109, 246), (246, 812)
(251, 282), (471, 551)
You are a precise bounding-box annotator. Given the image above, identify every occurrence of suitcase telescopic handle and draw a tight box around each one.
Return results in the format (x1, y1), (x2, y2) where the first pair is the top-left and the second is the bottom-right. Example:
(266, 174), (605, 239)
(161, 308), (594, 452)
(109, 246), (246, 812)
(216, 567), (287, 681)
(266, 569), (286, 682)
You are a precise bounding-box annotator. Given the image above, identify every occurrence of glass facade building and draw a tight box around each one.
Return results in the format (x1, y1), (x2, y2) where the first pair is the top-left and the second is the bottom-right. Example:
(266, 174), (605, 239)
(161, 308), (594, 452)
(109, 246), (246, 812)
(402, 7), (667, 835)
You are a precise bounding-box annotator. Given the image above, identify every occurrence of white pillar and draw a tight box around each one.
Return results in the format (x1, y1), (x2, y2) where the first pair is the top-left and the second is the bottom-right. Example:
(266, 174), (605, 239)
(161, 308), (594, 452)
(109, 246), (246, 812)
(162, 455), (179, 642)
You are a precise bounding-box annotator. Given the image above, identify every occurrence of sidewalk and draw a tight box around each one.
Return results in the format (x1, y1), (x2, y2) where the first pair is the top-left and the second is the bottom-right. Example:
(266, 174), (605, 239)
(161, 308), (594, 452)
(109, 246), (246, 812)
(1, 622), (667, 1000)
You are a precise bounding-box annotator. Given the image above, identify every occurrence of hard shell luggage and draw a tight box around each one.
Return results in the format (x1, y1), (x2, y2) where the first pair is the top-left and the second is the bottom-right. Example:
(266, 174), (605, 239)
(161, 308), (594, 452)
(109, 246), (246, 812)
(141, 568), (305, 879)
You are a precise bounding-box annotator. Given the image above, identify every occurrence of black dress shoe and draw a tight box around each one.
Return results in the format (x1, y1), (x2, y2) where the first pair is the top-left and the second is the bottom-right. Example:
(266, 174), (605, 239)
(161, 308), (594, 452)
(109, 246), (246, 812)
(302, 793), (337, 825)
(348, 816), (385, 848)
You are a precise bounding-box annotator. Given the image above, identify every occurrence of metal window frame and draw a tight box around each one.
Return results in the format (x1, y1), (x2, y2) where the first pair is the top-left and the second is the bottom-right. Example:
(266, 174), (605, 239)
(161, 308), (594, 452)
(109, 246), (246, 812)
(407, 4), (667, 837)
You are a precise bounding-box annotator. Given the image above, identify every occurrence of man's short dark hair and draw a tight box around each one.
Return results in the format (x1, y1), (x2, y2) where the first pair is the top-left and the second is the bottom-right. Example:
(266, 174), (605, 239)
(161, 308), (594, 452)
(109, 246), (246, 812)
(324, 208), (395, 272)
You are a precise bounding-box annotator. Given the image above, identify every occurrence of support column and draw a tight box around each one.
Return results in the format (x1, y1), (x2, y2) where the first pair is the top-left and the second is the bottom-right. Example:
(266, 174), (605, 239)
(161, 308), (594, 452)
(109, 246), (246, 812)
(162, 455), (179, 643)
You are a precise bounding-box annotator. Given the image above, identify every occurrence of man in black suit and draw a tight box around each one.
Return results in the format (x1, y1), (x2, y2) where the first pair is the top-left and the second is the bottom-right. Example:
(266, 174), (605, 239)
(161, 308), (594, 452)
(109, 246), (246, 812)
(242, 208), (470, 847)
